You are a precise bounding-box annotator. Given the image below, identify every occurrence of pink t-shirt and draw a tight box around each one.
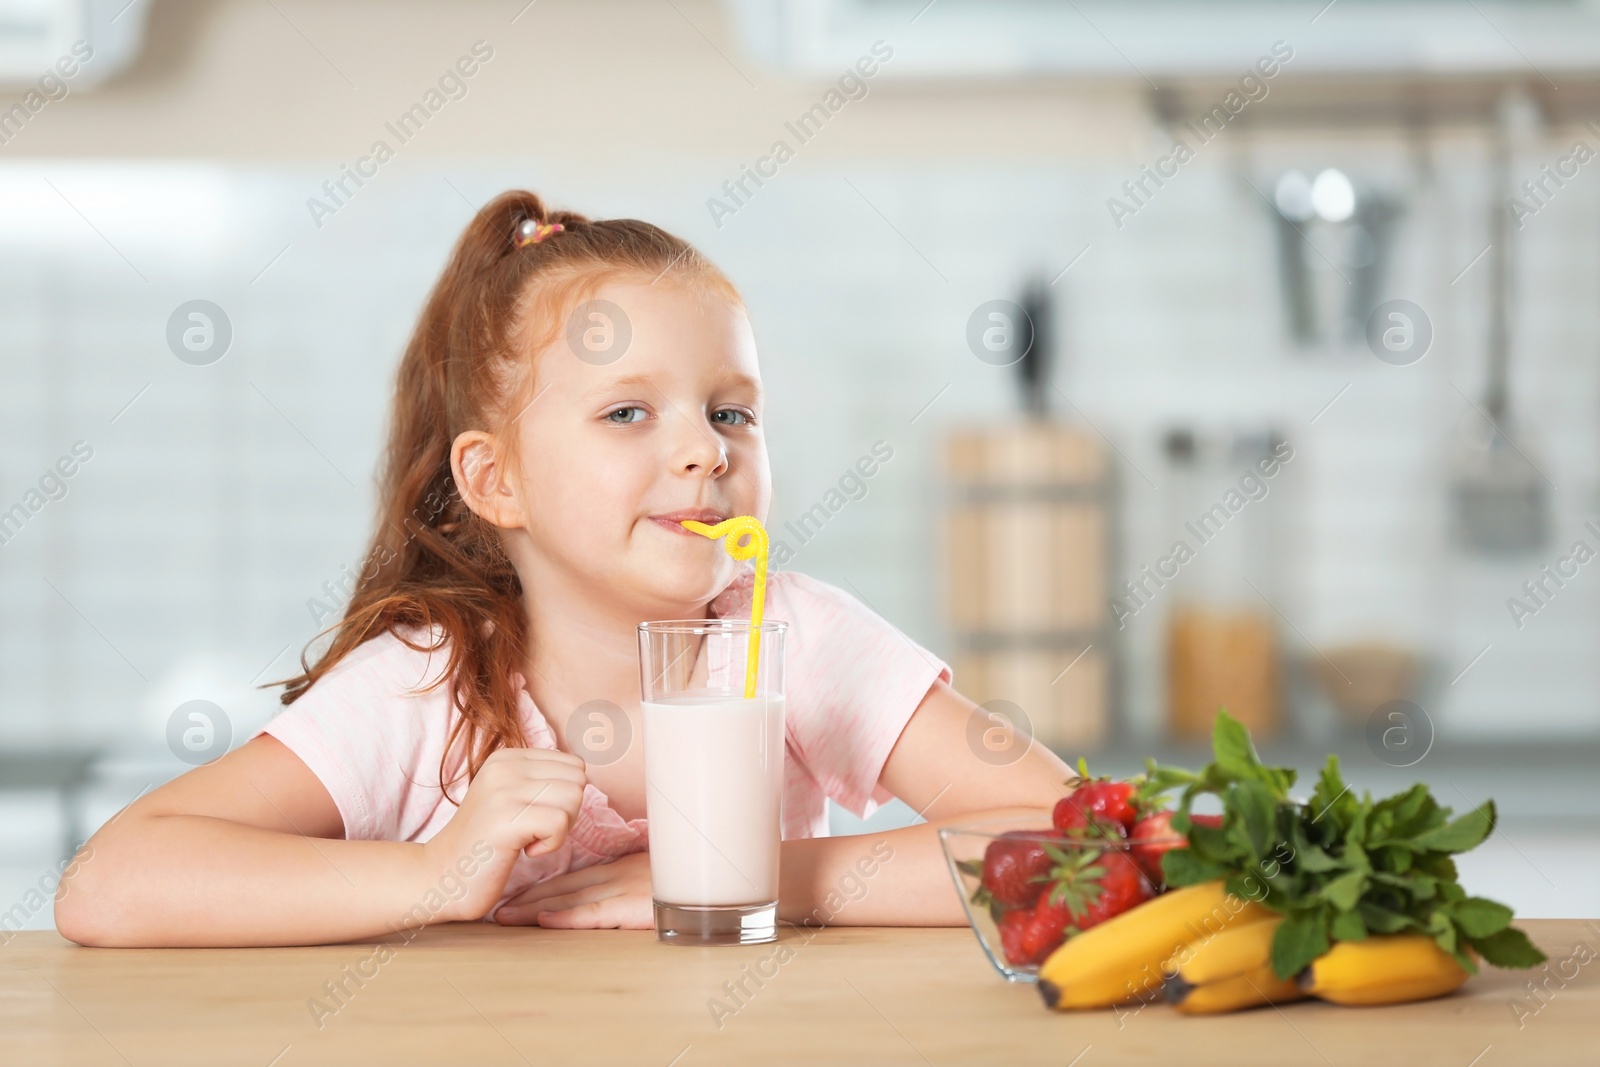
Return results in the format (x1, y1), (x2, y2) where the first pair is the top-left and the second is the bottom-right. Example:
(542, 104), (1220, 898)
(256, 569), (950, 917)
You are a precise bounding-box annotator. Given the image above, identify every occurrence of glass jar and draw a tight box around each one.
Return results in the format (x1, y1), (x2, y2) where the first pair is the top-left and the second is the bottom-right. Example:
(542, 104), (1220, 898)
(1161, 428), (1285, 742)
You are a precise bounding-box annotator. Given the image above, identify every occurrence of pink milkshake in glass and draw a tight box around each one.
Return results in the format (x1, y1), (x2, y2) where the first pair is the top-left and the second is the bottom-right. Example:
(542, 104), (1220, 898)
(638, 618), (787, 946)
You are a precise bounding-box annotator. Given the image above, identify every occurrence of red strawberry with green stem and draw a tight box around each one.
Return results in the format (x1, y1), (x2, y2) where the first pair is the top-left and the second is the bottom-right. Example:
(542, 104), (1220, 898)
(1049, 790), (1139, 838)
(1128, 810), (1222, 884)
(1015, 843), (1158, 963)
(1067, 848), (1154, 929)
(1052, 761), (1142, 836)
(977, 831), (1055, 908)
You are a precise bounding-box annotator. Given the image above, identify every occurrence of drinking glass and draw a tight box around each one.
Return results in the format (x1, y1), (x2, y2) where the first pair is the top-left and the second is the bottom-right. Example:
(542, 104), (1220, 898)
(638, 618), (787, 946)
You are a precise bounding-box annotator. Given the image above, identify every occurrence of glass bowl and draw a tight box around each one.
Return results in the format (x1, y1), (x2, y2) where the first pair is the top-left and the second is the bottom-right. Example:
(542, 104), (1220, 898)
(937, 812), (1182, 983)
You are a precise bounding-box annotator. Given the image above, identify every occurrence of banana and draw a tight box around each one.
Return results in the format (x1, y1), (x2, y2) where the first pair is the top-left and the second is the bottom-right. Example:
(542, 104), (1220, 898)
(1299, 935), (1471, 1006)
(1164, 916), (1281, 986)
(1166, 962), (1307, 1015)
(1037, 881), (1273, 1010)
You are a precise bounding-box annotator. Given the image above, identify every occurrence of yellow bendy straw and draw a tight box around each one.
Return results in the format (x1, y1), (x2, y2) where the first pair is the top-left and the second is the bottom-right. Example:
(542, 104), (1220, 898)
(679, 515), (768, 699)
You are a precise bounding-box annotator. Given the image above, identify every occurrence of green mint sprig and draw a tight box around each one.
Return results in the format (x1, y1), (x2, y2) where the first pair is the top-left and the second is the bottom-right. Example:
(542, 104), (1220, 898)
(1145, 710), (1547, 979)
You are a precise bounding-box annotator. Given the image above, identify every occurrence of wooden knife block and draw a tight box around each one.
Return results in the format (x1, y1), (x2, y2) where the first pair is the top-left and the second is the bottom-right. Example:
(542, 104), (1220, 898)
(943, 422), (1112, 752)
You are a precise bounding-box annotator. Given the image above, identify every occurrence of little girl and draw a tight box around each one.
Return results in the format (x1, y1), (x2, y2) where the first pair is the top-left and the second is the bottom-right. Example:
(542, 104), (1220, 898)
(56, 191), (1072, 947)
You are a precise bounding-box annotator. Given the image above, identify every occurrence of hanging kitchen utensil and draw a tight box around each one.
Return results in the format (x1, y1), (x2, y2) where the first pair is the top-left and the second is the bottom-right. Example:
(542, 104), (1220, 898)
(1450, 93), (1549, 556)
(1014, 275), (1052, 417)
(1269, 168), (1406, 349)
(1343, 191), (1405, 346)
(1271, 170), (1318, 345)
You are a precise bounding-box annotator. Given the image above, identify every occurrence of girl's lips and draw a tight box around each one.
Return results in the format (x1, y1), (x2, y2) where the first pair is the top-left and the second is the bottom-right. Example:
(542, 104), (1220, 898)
(649, 512), (726, 537)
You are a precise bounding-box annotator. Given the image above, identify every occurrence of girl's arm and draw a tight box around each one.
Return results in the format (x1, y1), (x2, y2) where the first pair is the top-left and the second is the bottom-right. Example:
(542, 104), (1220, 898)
(55, 734), (586, 948)
(777, 678), (1073, 928)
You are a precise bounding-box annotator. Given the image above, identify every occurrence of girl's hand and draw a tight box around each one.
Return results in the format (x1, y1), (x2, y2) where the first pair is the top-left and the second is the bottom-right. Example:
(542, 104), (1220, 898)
(421, 747), (589, 923)
(492, 850), (654, 929)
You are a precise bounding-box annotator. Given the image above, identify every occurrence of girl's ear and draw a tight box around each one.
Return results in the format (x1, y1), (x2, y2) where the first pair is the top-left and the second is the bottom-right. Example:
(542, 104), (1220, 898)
(451, 430), (525, 529)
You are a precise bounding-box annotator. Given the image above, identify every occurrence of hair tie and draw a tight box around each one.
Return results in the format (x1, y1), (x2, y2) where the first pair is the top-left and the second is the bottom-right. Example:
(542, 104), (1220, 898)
(513, 217), (564, 248)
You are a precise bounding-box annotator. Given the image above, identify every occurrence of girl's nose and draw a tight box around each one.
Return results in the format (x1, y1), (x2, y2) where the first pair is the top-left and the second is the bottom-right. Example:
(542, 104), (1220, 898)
(670, 414), (729, 477)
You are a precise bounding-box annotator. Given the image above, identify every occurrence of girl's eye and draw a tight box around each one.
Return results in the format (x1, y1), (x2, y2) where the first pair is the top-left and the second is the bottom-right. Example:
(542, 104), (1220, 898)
(712, 408), (751, 427)
(606, 406), (649, 424)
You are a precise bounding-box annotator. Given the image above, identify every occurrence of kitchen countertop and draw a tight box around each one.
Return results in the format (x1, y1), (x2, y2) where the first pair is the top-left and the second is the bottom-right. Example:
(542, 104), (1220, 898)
(3, 920), (1593, 1065)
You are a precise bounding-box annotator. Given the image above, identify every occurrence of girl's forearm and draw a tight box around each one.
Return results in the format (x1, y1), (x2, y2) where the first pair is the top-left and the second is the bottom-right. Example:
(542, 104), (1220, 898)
(55, 814), (456, 948)
(779, 805), (1049, 928)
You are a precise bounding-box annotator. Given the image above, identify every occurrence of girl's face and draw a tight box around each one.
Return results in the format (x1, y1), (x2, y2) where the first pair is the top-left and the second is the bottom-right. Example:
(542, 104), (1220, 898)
(491, 277), (770, 618)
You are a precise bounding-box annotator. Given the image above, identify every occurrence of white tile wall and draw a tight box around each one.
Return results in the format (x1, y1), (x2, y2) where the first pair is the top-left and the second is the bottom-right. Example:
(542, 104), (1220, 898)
(1, 142), (1598, 765)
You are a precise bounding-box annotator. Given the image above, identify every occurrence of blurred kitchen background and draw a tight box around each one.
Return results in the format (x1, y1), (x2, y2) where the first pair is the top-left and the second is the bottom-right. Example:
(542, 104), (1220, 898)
(3, 0), (1600, 928)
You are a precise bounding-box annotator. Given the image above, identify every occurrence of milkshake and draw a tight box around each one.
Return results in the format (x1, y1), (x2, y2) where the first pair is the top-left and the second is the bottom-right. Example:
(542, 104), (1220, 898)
(639, 615), (787, 946)
(642, 692), (785, 905)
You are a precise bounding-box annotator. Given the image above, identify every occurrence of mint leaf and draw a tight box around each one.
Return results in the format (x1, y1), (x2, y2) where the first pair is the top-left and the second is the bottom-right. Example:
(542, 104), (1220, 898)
(1210, 710), (1262, 780)
(1375, 783), (1436, 841)
(1416, 853), (1459, 882)
(1146, 716), (1530, 977)
(1233, 779), (1277, 858)
(1428, 909), (1457, 952)
(1271, 910), (1331, 980)
(1295, 841), (1342, 873)
(1450, 897), (1514, 939)
(1472, 926), (1547, 969)
(1184, 818), (1232, 863)
(1358, 902), (1417, 933)
(1414, 801), (1496, 853)
(1330, 908), (1368, 942)
(1161, 846), (1227, 887)
(1311, 756), (1353, 828)
(1321, 869), (1367, 911)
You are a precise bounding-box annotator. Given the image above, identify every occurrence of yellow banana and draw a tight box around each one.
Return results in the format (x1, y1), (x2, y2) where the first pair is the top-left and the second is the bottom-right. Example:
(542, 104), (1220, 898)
(1299, 935), (1471, 1006)
(1167, 962), (1307, 1015)
(1037, 881), (1273, 1010)
(1164, 916), (1281, 986)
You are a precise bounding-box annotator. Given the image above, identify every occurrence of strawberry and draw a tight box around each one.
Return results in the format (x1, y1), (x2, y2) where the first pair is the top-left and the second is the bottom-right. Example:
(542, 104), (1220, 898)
(1052, 772), (1139, 835)
(1016, 894), (1078, 964)
(1068, 848), (1154, 928)
(1051, 794), (1091, 833)
(1017, 842), (1157, 966)
(1074, 779), (1139, 827)
(980, 831), (1055, 907)
(1128, 810), (1223, 884)
(998, 905), (1036, 967)
(999, 884), (1097, 968)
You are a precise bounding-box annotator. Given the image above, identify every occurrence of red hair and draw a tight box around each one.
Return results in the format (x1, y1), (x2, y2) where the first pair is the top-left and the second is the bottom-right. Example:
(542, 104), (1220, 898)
(267, 190), (740, 801)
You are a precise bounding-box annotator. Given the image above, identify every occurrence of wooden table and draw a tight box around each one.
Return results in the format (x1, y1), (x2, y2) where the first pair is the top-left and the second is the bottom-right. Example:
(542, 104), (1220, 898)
(3, 920), (1594, 1065)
